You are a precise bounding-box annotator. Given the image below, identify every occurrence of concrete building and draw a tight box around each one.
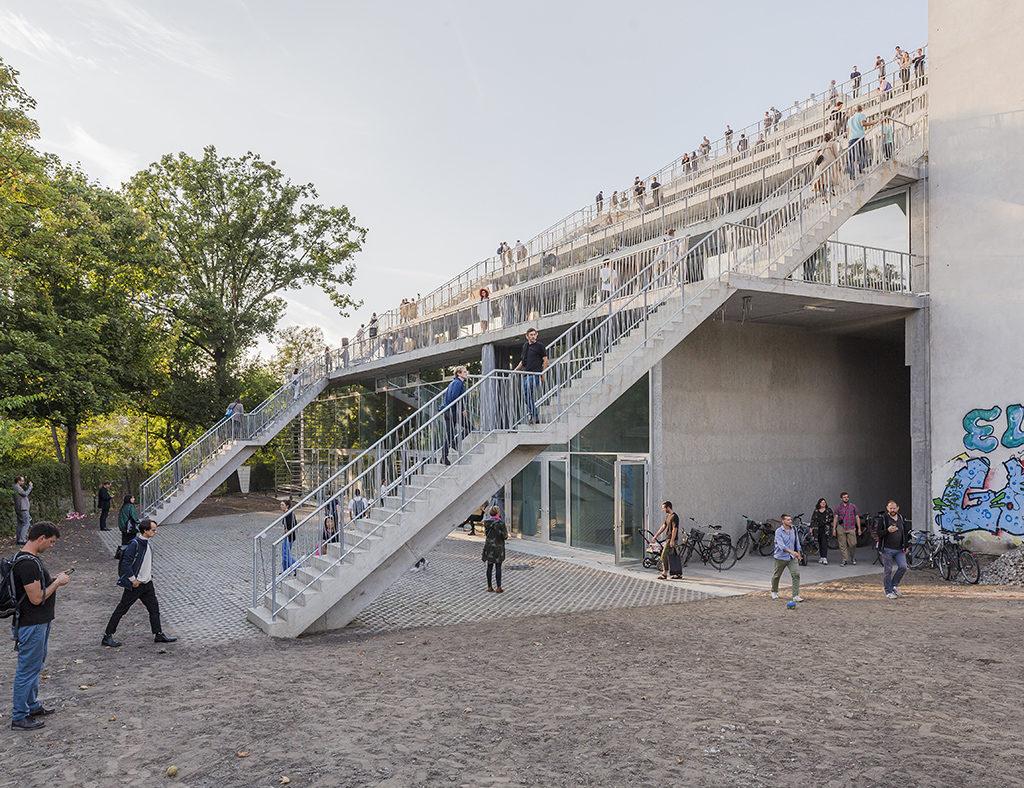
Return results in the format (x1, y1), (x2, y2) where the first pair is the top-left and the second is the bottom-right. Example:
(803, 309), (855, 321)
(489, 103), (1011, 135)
(135, 4), (1024, 636)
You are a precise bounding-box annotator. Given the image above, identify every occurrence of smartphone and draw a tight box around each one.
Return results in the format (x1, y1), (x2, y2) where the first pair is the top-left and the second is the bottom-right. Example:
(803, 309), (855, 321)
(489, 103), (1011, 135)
(65, 568), (76, 575)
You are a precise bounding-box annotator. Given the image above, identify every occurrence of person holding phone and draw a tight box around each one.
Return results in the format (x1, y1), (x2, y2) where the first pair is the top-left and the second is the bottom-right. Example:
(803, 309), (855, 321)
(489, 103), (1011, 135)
(10, 521), (70, 731)
(102, 519), (177, 647)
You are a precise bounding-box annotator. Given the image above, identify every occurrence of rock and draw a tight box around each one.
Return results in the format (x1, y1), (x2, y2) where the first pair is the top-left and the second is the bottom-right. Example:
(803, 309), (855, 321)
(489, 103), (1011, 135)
(280, 777), (290, 785)
(236, 750), (249, 758)
(166, 765), (178, 777)
(980, 546), (1024, 585)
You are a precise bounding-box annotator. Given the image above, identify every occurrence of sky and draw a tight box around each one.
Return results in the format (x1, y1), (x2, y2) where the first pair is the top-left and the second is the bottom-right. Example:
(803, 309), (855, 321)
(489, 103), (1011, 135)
(1, 0), (927, 356)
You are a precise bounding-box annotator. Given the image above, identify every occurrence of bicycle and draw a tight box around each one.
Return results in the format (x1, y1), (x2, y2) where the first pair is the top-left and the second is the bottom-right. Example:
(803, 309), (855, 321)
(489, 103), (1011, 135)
(906, 530), (980, 584)
(736, 515), (774, 559)
(681, 519), (737, 571)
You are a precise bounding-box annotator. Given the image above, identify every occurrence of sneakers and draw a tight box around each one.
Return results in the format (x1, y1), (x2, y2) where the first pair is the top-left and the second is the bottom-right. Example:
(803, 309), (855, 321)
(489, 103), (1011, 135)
(893, 587), (902, 597)
(770, 592), (779, 600)
(885, 592), (898, 599)
(792, 595), (804, 603)
(852, 559), (858, 565)
(821, 558), (828, 565)
(841, 560), (848, 566)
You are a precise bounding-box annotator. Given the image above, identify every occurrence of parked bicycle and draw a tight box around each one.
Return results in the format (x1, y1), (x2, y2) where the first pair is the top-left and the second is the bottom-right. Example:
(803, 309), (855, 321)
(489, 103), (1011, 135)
(681, 518), (737, 571)
(907, 530), (980, 584)
(735, 516), (774, 559)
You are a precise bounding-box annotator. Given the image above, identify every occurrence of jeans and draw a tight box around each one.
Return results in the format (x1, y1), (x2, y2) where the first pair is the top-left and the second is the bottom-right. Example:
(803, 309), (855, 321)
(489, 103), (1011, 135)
(521, 374), (541, 422)
(12, 623), (50, 721)
(771, 558), (800, 595)
(16, 510), (31, 543)
(486, 561), (503, 588)
(880, 548), (908, 593)
(105, 581), (163, 635)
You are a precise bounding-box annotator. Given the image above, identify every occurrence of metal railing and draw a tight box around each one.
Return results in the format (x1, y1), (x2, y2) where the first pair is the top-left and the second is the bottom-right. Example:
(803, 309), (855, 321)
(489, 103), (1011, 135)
(139, 352), (336, 515)
(340, 48), (929, 358)
(251, 116), (927, 619)
(794, 240), (916, 292)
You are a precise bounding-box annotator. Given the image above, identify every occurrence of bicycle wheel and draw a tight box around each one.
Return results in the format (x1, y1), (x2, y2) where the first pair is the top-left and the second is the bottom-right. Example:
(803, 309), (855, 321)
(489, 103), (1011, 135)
(757, 533), (775, 557)
(681, 544), (695, 568)
(936, 546), (954, 581)
(735, 532), (750, 561)
(710, 541), (737, 571)
(956, 548), (981, 585)
(908, 543), (929, 570)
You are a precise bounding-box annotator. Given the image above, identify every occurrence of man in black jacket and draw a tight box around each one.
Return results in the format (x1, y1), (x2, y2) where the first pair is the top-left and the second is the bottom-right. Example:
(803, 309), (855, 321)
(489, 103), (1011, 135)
(101, 519), (177, 647)
(97, 481), (112, 531)
(877, 500), (911, 599)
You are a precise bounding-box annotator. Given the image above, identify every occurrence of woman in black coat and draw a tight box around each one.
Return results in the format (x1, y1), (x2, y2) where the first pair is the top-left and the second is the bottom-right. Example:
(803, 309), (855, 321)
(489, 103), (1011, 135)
(481, 506), (508, 593)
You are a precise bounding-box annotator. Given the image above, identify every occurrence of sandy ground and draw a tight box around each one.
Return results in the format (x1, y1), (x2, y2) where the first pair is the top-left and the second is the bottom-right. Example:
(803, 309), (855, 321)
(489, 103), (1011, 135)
(3, 522), (1024, 788)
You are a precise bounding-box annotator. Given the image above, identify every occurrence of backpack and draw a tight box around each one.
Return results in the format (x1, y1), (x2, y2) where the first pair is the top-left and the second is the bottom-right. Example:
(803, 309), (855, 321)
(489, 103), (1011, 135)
(0, 553), (41, 624)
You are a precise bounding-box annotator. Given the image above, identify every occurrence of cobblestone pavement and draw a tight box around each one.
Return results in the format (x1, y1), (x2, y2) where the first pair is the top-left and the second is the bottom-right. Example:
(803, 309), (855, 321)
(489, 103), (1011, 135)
(99, 516), (710, 642)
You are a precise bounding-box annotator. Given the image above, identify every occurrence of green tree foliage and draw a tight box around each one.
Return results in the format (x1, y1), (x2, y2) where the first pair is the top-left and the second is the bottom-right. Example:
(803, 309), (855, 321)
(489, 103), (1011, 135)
(126, 146), (366, 406)
(272, 325), (327, 377)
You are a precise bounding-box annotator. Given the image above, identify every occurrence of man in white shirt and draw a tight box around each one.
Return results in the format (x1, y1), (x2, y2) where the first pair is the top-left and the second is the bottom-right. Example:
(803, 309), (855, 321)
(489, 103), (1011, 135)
(102, 520), (177, 647)
(514, 240), (527, 264)
(599, 259), (619, 301)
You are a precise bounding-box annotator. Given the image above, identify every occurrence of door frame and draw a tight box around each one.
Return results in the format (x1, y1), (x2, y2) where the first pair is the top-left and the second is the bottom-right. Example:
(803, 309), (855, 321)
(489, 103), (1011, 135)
(541, 453), (570, 544)
(613, 456), (649, 564)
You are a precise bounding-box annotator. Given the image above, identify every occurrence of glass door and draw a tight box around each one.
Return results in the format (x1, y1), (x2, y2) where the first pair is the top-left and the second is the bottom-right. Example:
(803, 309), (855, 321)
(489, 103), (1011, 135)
(511, 460), (542, 538)
(614, 458), (648, 564)
(543, 457), (569, 544)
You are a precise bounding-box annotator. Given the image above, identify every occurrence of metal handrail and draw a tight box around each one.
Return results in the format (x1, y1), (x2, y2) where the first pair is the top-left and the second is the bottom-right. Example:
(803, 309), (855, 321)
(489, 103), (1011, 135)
(252, 116), (926, 619)
(341, 48), (928, 353)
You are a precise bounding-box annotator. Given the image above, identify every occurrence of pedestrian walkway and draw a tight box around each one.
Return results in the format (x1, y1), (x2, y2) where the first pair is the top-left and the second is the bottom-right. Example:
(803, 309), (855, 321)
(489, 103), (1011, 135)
(99, 514), (881, 642)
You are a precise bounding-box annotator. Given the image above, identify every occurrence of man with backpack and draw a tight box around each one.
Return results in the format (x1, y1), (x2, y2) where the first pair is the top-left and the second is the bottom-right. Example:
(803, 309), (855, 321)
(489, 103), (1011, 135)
(348, 489), (369, 522)
(4, 521), (71, 730)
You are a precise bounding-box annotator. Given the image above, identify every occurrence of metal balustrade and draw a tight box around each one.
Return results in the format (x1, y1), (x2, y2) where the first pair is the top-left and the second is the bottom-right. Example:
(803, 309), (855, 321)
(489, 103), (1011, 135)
(139, 353), (335, 515)
(251, 116), (927, 620)
(345, 48), (928, 357)
(793, 240), (916, 292)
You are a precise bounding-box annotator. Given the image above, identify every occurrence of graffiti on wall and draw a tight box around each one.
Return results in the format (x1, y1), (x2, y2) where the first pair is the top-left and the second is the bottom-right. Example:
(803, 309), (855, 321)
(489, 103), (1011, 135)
(934, 405), (1024, 537)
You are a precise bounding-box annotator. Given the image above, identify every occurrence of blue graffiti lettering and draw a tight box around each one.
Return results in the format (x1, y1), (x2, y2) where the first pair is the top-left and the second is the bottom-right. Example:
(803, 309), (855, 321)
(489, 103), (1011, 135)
(1001, 404), (1024, 449)
(962, 407), (1001, 453)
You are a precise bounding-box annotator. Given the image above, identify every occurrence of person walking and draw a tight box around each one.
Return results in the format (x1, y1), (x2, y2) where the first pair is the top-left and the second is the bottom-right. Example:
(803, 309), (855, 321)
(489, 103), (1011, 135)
(650, 176), (662, 208)
(633, 176), (645, 212)
(811, 132), (841, 205)
(850, 66), (862, 98)
(459, 501), (487, 536)
(810, 498), (834, 565)
(514, 328), (548, 424)
(736, 133), (749, 157)
(441, 366), (469, 465)
(117, 494), (140, 554)
(228, 397), (245, 438)
(348, 489), (369, 522)
(280, 499), (297, 573)
(832, 491), (861, 565)
(770, 514), (803, 602)
(878, 500), (911, 599)
(610, 190), (619, 211)
(482, 506), (508, 593)
(875, 54), (886, 80)
(653, 501), (681, 580)
(8, 522), (71, 730)
(101, 519), (177, 647)
(290, 366), (301, 401)
(12, 476), (32, 545)
(97, 481), (113, 532)
(845, 104), (869, 177)
(595, 190), (603, 214)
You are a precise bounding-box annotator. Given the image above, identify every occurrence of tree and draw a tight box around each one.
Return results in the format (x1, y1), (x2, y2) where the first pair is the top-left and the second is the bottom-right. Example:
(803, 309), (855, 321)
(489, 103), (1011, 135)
(271, 325), (326, 378)
(126, 146), (366, 407)
(0, 163), (164, 512)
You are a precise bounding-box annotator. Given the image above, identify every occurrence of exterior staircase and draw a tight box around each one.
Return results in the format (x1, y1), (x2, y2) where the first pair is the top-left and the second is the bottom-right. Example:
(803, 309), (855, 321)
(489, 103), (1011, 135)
(140, 360), (331, 524)
(249, 118), (927, 637)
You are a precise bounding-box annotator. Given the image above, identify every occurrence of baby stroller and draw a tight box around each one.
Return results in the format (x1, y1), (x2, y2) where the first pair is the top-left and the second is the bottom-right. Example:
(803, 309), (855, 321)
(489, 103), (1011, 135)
(641, 529), (665, 569)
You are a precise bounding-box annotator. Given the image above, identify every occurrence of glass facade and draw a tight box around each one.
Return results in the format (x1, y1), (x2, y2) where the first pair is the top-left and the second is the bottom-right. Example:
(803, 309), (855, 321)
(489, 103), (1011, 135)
(508, 374), (650, 556)
(833, 191), (909, 252)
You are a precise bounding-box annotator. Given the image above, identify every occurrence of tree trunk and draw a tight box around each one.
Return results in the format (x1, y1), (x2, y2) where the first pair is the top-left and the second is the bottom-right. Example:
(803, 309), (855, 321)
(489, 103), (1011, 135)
(50, 422), (65, 464)
(213, 345), (231, 403)
(65, 421), (87, 514)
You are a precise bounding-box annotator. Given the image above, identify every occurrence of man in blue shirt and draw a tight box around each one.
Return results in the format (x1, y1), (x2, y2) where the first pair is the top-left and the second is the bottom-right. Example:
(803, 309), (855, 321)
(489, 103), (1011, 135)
(441, 366), (469, 465)
(845, 104), (869, 177)
(770, 514), (804, 602)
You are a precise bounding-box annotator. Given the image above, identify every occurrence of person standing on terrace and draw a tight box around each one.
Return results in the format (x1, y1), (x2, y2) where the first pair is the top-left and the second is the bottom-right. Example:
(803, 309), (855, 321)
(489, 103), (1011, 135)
(723, 125), (733, 152)
(514, 240), (527, 265)
(595, 190), (603, 214)
(477, 288), (491, 332)
(850, 66), (862, 98)
(912, 48), (926, 82)
(875, 54), (885, 79)
(633, 177), (645, 212)
(514, 328), (548, 424)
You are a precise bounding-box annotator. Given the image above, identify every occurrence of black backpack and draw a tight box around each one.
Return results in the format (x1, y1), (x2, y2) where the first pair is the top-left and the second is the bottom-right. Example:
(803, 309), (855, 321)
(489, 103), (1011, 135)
(0, 553), (41, 628)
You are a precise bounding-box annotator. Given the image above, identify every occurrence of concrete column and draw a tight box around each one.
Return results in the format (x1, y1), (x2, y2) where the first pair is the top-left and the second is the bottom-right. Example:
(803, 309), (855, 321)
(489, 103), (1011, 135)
(908, 178), (928, 291)
(481, 343), (497, 431)
(649, 361), (666, 534)
(927, 0), (1024, 552)
(906, 310), (930, 524)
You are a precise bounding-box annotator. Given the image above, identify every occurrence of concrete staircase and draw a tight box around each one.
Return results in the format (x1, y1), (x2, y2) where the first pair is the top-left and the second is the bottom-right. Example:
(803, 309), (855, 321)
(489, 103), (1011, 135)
(248, 118), (928, 637)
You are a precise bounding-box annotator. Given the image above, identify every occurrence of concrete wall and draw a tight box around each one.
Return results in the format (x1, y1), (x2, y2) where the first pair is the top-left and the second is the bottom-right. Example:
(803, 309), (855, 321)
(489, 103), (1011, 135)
(651, 320), (910, 537)
(926, 1), (1024, 551)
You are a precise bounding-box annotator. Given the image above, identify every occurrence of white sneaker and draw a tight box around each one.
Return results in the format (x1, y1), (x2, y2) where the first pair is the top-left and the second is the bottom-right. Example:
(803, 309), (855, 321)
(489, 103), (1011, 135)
(770, 592), (779, 600)
(821, 558), (828, 565)
(817, 558), (824, 564)
(893, 587), (902, 597)
(886, 592), (898, 599)
(792, 595), (804, 603)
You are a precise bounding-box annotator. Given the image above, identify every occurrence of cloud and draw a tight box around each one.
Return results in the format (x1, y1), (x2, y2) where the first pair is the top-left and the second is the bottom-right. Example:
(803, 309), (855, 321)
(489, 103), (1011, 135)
(0, 9), (98, 68)
(38, 122), (141, 187)
(83, 0), (230, 81)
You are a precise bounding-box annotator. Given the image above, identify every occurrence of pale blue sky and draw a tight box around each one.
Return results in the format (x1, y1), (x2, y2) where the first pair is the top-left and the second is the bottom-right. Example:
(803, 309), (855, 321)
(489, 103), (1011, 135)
(2, 0), (927, 353)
